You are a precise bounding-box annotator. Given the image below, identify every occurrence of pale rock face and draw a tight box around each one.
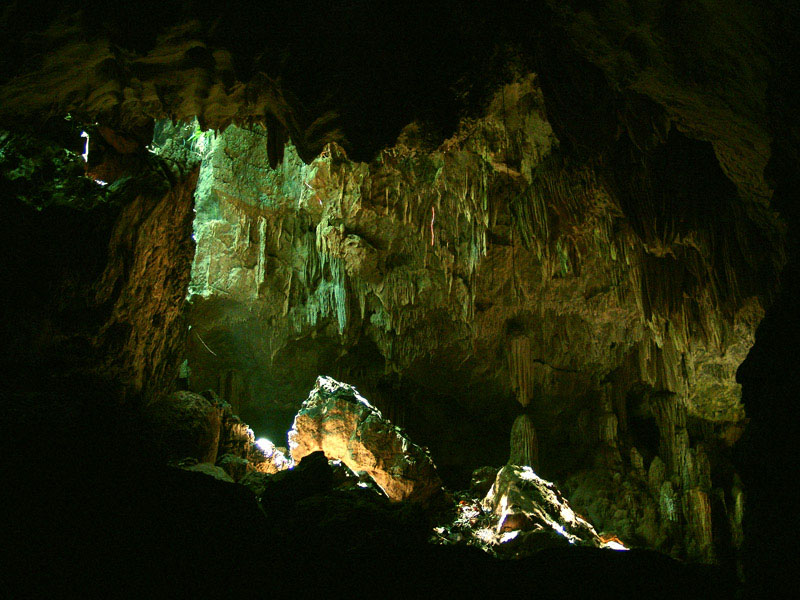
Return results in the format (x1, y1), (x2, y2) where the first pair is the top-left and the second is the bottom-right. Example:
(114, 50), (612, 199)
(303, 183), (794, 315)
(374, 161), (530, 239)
(483, 464), (602, 547)
(288, 376), (443, 504)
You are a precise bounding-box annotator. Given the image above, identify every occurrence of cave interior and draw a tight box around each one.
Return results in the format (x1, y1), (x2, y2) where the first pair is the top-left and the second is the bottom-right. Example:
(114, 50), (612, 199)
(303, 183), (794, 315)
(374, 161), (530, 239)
(2, 1), (799, 597)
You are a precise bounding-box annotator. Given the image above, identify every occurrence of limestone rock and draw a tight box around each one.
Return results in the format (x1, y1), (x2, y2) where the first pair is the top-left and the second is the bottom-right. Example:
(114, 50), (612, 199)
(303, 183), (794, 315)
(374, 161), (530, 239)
(630, 447), (645, 473)
(214, 398), (289, 476)
(470, 466), (500, 497)
(216, 454), (249, 482)
(259, 451), (334, 511)
(508, 414), (539, 471)
(288, 376), (444, 504)
(483, 465), (603, 547)
(249, 438), (290, 474)
(146, 390), (223, 463)
(648, 456), (667, 495)
(597, 412), (619, 446)
(183, 462), (235, 483)
(683, 488), (714, 563)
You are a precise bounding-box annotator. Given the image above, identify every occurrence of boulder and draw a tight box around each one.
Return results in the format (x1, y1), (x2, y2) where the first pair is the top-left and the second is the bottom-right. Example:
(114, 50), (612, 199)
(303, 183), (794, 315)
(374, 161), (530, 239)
(483, 465), (603, 547)
(259, 451), (334, 513)
(217, 454), (250, 482)
(145, 390), (222, 463)
(288, 376), (444, 504)
(249, 438), (290, 474)
(183, 462), (235, 483)
(211, 395), (290, 476)
(470, 466), (500, 497)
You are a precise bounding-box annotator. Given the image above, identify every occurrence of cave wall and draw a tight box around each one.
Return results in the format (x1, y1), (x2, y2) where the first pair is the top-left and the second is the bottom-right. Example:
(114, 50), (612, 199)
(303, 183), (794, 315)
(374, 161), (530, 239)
(179, 73), (779, 562)
(0, 129), (197, 405)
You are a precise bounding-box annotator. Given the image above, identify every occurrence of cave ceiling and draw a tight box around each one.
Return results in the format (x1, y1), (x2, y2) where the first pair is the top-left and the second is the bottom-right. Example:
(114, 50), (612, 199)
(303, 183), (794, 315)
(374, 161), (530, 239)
(1, 3), (787, 392)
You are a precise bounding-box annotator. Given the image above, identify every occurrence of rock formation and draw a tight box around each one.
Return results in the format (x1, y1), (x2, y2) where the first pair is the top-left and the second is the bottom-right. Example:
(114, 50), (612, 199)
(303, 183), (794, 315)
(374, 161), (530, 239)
(146, 390), (223, 464)
(483, 465), (603, 548)
(3, 3), (799, 593)
(509, 414), (539, 471)
(288, 376), (444, 504)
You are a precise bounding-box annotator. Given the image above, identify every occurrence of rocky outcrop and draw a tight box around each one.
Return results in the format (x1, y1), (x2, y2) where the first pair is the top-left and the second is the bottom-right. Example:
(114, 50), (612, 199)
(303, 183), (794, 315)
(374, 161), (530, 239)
(146, 390), (223, 463)
(93, 170), (198, 401)
(144, 387), (288, 481)
(0, 127), (197, 405)
(433, 464), (630, 559)
(484, 465), (602, 547)
(288, 376), (444, 504)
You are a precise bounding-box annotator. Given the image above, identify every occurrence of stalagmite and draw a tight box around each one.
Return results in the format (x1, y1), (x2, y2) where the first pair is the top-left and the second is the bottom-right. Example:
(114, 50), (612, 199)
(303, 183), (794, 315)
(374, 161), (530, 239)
(509, 414), (539, 471)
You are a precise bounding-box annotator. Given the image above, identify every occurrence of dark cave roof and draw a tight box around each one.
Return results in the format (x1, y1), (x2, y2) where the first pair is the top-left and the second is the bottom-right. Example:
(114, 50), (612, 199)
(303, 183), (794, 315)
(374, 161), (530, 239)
(0, 0), (786, 202)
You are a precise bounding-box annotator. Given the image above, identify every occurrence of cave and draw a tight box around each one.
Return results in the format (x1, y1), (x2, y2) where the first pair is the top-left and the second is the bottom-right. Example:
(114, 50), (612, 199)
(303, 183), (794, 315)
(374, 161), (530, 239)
(2, 2), (798, 597)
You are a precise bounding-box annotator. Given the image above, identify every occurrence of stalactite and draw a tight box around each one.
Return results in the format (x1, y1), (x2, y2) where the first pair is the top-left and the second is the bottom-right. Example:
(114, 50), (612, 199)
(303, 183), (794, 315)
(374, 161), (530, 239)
(255, 216), (266, 296)
(508, 336), (533, 407)
(331, 258), (348, 334)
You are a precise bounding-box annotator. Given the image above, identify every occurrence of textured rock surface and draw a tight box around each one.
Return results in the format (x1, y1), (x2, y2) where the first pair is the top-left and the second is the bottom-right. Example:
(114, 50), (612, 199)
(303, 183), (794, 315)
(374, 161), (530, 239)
(484, 465), (602, 547)
(509, 414), (539, 471)
(146, 390), (223, 463)
(0, 128), (197, 404)
(179, 74), (774, 561)
(288, 376), (444, 504)
(182, 462), (235, 483)
(2, 3), (797, 588)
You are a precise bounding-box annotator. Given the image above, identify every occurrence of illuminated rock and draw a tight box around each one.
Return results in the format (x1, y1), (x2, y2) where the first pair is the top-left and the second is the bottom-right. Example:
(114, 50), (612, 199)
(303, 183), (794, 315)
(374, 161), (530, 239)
(250, 438), (290, 474)
(288, 376), (444, 504)
(215, 399), (290, 476)
(483, 464), (603, 547)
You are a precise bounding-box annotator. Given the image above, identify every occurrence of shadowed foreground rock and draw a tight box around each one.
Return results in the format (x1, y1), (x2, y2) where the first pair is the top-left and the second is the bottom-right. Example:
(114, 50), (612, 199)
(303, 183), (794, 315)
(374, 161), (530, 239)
(288, 376), (444, 504)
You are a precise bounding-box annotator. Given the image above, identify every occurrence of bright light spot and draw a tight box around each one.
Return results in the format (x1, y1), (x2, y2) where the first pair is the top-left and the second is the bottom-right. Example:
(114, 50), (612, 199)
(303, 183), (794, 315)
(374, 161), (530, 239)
(475, 528), (496, 544)
(80, 131), (89, 162)
(519, 466), (538, 481)
(552, 523), (567, 537)
(94, 179), (108, 186)
(499, 531), (520, 544)
(357, 482), (370, 488)
(255, 437), (275, 454)
(600, 535), (629, 551)
(604, 540), (628, 551)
